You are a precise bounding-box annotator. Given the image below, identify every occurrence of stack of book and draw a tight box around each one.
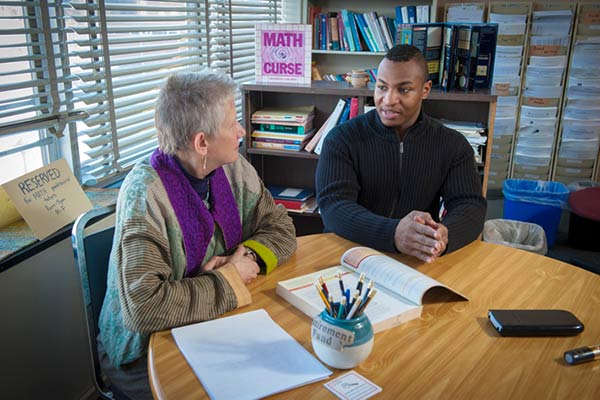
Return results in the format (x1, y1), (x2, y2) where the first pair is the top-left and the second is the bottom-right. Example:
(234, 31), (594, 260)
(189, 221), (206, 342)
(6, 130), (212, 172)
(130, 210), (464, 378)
(251, 106), (316, 152)
(267, 185), (318, 214)
(440, 119), (487, 165)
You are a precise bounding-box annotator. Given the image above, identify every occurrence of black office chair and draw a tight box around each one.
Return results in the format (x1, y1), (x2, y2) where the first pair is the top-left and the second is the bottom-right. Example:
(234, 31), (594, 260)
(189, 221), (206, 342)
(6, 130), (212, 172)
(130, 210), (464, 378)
(72, 204), (128, 400)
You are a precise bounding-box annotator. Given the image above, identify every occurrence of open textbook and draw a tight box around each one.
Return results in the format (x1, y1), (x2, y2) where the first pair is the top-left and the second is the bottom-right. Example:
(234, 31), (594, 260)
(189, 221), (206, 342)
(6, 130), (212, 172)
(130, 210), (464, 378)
(277, 247), (468, 333)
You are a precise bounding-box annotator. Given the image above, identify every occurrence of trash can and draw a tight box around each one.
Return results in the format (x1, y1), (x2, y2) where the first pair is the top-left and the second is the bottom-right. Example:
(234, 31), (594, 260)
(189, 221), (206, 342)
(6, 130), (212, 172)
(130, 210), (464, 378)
(483, 219), (548, 255)
(502, 179), (569, 248)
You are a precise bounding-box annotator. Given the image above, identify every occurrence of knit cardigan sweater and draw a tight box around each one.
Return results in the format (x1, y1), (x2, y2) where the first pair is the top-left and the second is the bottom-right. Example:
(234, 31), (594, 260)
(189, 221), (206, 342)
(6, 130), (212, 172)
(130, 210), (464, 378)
(99, 155), (296, 367)
(316, 109), (486, 254)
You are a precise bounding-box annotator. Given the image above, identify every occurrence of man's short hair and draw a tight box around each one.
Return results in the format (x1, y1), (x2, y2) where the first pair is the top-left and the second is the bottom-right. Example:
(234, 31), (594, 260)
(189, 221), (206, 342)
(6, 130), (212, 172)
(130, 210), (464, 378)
(384, 44), (429, 82)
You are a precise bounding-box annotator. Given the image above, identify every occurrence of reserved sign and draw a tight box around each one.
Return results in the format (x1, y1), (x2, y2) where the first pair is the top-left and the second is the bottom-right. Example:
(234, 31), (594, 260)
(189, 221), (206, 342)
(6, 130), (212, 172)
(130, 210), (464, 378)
(2, 159), (92, 239)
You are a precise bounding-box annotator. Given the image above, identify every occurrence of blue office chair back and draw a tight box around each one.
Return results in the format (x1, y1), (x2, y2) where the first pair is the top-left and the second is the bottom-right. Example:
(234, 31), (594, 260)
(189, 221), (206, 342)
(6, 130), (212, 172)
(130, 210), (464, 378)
(72, 204), (127, 400)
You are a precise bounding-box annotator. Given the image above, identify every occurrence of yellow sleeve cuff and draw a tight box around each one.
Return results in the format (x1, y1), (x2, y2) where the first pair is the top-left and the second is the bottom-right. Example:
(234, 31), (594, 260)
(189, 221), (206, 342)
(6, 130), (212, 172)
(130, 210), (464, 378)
(242, 239), (278, 274)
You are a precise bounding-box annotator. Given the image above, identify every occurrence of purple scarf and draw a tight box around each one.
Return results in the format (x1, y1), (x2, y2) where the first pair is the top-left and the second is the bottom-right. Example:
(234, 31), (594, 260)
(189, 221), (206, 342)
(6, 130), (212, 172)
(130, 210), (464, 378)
(150, 149), (242, 277)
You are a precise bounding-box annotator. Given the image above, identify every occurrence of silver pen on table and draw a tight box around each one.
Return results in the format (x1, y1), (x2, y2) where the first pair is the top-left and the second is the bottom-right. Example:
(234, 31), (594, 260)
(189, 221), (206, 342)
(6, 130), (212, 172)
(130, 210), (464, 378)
(564, 344), (600, 365)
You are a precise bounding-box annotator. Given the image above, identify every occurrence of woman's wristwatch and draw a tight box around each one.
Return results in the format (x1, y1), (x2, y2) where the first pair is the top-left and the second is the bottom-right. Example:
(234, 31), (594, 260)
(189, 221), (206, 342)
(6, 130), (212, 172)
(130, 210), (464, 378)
(244, 247), (258, 262)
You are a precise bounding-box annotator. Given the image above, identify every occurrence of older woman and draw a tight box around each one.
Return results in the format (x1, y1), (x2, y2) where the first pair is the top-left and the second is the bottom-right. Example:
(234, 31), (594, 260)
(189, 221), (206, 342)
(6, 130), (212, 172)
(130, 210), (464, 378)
(98, 70), (296, 399)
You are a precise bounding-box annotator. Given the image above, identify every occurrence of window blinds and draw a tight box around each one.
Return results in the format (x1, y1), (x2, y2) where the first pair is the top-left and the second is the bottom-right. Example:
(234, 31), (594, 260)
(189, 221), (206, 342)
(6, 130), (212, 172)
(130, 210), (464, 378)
(0, 0), (284, 186)
(0, 0), (73, 182)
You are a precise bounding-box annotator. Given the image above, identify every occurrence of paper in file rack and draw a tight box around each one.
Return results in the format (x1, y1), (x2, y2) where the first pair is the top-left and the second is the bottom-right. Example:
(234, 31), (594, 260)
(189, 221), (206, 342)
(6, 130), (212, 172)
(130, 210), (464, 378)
(489, 13), (527, 24)
(171, 309), (332, 400)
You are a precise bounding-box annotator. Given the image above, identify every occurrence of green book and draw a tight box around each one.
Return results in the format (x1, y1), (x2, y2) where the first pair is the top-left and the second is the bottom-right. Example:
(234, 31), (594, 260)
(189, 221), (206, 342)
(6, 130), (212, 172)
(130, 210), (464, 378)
(259, 118), (313, 134)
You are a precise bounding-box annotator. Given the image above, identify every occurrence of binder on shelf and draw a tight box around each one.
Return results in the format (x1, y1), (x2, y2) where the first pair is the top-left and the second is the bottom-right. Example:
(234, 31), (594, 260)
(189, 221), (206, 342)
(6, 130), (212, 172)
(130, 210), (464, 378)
(452, 25), (474, 91)
(410, 23), (443, 86)
(440, 24), (459, 91)
(473, 23), (498, 89)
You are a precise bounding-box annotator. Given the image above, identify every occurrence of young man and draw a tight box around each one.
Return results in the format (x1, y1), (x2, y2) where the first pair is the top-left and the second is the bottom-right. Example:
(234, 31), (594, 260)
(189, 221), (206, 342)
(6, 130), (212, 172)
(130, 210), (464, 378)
(316, 44), (486, 262)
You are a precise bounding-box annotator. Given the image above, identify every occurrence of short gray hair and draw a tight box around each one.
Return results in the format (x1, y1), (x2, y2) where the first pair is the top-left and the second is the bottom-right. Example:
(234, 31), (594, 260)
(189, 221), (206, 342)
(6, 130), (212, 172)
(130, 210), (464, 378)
(154, 70), (238, 155)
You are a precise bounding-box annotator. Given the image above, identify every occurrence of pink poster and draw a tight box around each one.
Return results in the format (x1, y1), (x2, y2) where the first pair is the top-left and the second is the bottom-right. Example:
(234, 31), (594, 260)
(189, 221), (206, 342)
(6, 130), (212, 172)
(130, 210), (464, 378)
(255, 24), (312, 84)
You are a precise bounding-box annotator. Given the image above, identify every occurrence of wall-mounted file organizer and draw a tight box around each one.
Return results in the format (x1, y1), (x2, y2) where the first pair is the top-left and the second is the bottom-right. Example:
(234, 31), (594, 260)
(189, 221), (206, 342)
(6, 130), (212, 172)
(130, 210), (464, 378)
(552, 2), (600, 186)
(486, 2), (531, 191)
(510, 1), (576, 182)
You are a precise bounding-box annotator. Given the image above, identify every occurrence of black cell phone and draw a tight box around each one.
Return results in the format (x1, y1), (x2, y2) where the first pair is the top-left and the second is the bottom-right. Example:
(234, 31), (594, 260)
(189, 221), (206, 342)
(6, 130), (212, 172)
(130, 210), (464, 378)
(488, 309), (584, 337)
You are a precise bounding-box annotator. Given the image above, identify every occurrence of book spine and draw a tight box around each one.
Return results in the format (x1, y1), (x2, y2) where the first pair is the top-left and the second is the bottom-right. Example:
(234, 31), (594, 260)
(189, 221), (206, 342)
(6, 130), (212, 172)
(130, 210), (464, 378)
(252, 141), (302, 151)
(366, 12), (386, 51)
(340, 9), (356, 52)
(329, 12), (340, 50)
(274, 199), (306, 210)
(348, 11), (363, 51)
(467, 26), (480, 91)
(407, 5), (417, 23)
(474, 24), (498, 89)
(349, 97), (359, 119)
(253, 137), (303, 145)
(379, 15), (394, 50)
(315, 98), (347, 155)
(440, 25), (458, 91)
(259, 124), (306, 134)
(454, 25), (473, 91)
(337, 13), (348, 52)
(320, 13), (327, 50)
(395, 6), (403, 24)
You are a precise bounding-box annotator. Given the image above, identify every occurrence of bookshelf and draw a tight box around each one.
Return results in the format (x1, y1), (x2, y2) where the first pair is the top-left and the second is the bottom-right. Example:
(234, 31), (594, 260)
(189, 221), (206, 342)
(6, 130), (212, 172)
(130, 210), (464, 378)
(303, 0), (438, 78)
(241, 81), (497, 235)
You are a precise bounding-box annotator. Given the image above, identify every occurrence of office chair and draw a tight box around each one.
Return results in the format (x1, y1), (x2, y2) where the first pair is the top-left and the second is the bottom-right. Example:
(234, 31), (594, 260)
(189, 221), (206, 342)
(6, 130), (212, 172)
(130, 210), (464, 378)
(72, 204), (128, 400)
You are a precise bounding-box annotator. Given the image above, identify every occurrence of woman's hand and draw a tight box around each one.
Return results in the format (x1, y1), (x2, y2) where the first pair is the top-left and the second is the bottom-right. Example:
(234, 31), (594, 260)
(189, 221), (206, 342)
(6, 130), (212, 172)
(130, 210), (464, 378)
(229, 245), (260, 283)
(201, 246), (259, 283)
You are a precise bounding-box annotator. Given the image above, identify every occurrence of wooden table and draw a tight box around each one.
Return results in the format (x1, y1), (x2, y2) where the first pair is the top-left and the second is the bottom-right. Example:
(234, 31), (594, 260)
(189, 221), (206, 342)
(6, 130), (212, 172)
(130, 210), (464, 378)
(148, 233), (600, 399)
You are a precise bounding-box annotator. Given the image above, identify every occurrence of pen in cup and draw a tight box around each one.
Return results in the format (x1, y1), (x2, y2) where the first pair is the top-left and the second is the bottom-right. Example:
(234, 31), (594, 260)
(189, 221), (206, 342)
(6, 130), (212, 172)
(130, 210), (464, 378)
(362, 280), (374, 303)
(356, 273), (365, 295)
(328, 293), (336, 317)
(337, 297), (346, 319)
(337, 271), (345, 296)
(356, 288), (377, 317)
(346, 296), (363, 320)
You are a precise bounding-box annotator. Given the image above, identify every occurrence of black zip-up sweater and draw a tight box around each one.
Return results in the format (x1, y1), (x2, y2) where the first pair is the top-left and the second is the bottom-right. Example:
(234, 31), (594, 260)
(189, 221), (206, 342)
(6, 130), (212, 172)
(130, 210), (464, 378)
(315, 109), (487, 254)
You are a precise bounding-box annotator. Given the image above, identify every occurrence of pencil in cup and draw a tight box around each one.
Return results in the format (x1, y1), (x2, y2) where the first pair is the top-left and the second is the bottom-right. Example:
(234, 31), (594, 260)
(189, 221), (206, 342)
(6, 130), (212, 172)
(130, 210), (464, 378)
(315, 283), (332, 314)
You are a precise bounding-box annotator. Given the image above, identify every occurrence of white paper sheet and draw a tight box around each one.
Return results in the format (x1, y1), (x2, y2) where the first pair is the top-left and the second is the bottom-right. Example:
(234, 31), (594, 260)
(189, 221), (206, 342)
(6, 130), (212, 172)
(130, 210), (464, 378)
(171, 309), (332, 400)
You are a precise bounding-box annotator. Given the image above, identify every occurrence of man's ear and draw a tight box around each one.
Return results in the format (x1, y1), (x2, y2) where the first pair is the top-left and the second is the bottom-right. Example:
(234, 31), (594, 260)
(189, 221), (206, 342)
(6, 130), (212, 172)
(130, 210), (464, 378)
(421, 80), (432, 99)
(191, 131), (208, 156)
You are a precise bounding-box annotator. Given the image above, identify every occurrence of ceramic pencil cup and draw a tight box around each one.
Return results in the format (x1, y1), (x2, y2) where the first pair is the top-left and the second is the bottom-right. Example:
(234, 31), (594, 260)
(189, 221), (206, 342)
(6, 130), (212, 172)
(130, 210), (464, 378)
(311, 310), (374, 369)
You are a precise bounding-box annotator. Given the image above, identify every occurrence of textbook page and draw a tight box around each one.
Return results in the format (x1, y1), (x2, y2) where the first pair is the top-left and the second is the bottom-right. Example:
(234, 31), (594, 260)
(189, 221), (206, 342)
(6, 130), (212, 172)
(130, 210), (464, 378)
(341, 247), (468, 305)
(172, 309), (331, 400)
